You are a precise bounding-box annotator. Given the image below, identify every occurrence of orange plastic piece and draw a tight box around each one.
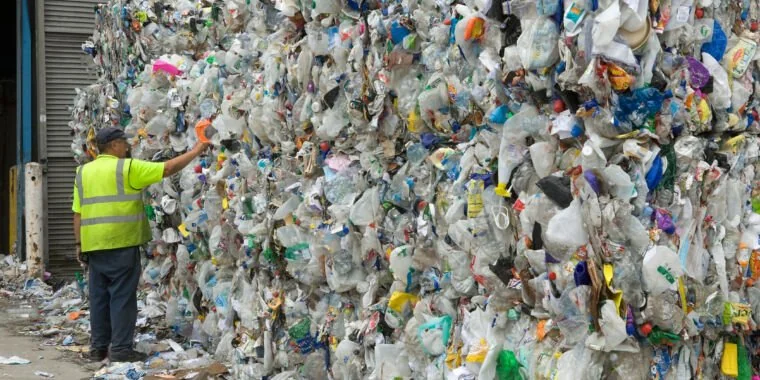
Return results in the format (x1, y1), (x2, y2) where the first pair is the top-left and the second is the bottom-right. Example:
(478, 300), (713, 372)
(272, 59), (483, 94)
(464, 17), (486, 41)
(195, 119), (212, 143)
(536, 320), (547, 341)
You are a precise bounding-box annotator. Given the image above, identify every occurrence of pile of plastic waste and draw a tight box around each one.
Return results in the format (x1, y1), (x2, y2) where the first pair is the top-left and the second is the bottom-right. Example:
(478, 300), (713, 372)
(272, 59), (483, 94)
(67, 0), (760, 378)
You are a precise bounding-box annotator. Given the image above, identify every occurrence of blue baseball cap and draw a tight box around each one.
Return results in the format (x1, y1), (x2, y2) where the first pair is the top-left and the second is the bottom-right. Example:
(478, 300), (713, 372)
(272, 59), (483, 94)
(95, 127), (131, 145)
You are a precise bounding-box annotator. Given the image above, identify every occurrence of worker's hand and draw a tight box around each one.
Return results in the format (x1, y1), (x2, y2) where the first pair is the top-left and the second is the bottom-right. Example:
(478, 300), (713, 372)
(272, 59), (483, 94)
(194, 141), (211, 152)
(76, 246), (87, 269)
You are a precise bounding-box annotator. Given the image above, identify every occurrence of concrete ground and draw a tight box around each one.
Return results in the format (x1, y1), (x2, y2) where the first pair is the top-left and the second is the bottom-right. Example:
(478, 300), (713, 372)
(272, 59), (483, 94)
(0, 327), (92, 380)
(0, 300), (94, 380)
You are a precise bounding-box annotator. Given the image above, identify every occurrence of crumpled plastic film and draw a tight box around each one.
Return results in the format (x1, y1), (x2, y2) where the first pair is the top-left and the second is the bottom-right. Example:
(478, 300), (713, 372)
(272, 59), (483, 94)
(68, 0), (760, 378)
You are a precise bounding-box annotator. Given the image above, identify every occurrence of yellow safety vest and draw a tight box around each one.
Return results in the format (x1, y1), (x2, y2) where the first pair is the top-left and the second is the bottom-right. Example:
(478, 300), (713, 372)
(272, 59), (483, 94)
(76, 156), (151, 252)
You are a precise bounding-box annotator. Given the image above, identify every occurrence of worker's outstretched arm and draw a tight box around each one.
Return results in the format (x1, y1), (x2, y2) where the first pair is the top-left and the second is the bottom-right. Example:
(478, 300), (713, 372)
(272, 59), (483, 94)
(163, 142), (210, 177)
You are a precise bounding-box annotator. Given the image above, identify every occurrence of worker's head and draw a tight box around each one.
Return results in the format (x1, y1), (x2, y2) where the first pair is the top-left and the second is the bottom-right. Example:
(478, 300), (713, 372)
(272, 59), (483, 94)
(95, 127), (131, 158)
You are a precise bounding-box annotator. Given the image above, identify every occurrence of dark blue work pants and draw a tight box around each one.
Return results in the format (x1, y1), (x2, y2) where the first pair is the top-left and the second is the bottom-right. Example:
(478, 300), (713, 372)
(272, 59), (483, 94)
(87, 246), (141, 354)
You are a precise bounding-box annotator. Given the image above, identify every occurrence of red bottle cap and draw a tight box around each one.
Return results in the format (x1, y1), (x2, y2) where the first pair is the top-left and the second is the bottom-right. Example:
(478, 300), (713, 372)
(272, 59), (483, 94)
(640, 323), (652, 336)
(553, 99), (566, 113)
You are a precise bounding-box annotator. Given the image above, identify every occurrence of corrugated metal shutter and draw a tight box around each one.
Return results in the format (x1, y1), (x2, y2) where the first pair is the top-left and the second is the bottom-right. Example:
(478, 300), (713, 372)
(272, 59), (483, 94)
(43, 0), (99, 279)
(44, 0), (98, 35)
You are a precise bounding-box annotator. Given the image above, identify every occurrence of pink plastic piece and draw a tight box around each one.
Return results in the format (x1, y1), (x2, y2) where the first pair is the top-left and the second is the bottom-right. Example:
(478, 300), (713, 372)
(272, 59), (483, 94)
(153, 60), (181, 76)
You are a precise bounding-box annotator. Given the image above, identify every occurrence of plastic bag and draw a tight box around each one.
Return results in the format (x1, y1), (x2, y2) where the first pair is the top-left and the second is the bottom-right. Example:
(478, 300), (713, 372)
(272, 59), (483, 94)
(545, 199), (588, 258)
(349, 187), (383, 226)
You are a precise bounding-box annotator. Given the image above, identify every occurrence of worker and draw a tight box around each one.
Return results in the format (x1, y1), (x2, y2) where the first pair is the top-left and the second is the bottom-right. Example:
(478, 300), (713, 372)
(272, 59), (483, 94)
(72, 127), (210, 362)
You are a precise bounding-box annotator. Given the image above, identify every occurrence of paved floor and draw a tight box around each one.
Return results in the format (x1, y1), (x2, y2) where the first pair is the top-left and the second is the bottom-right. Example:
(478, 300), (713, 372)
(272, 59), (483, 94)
(0, 327), (92, 379)
(0, 298), (93, 380)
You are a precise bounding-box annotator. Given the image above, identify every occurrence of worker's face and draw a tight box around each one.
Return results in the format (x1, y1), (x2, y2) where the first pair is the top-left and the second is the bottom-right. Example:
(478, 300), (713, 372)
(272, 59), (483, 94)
(111, 138), (131, 158)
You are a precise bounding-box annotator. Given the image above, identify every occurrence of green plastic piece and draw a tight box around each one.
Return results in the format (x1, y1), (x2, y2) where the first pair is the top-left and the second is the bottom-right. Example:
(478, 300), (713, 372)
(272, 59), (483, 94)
(284, 243), (310, 260)
(262, 248), (275, 262)
(497, 350), (522, 380)
(738, 342), (751, 380)
(144, 205), (156, 221)
(753, 198), (760, 214)
(647, 326), (681, 345)
(723, 302), (732, 326)
(288, 318), (311, 340)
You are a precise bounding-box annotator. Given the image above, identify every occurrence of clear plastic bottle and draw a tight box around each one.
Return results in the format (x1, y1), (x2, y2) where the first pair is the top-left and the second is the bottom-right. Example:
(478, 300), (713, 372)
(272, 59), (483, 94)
(407, 143), (428, 166)
(199, 98), (218, 119)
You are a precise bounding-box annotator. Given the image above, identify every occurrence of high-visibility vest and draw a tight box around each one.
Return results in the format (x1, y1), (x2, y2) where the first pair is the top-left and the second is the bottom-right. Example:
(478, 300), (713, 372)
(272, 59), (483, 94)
(76, 156), (150, 252)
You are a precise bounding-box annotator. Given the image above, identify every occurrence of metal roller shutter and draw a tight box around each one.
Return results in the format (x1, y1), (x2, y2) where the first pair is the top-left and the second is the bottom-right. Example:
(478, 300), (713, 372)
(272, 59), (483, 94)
(42, 0), (99, 279)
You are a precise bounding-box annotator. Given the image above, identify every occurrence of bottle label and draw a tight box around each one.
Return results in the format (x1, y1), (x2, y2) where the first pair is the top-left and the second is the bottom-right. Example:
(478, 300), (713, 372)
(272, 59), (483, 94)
(467, 180), (484, 218)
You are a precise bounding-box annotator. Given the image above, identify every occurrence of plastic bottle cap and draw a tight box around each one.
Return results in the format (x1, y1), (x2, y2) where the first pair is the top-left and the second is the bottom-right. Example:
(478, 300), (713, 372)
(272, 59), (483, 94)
(553, 99), (565, 113)
(640, 323), (652, 336)
(494, 183), (511, 198)
(571, 125), (583, 138)
(548, 272), (557, 281)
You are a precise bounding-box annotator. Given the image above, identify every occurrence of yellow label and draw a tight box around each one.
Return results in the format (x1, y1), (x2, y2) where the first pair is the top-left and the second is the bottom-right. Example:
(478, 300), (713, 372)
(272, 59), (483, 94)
(388, 292), (419, 313)
(467, 180), (484, 218)
(222, 197), (229, 210)
(445, 345), (462, 369)
(603, 264), (614, 288)
(603, 263), (623, 311)
(729, 302), (752, 325)
(465, 338), (488, 363)
(723, 135), (745, 153)
(407, 111), (418, 132)
(698, 98), (712, 123)
(178, 223), (190, 237)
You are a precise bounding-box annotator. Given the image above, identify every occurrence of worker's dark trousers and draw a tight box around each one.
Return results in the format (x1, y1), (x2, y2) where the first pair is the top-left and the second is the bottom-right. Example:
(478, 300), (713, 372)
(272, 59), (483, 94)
(88, 246), (141, 354)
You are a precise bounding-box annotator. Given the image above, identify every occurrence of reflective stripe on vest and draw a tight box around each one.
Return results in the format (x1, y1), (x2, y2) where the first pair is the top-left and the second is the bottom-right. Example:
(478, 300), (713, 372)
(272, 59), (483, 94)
(80, 214), (146, 226)
(76, 159), (142, 207)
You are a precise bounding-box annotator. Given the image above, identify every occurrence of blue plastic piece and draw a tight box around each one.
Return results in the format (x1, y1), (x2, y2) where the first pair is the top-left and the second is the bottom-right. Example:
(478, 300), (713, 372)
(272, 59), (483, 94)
(545, 252), (561, 264)
(347, 0), (360, 11)
(390, 21), (411, 45)
(574, 261), (592, 286)
(702, 21), (727, 61)
(552, 0), (564, 26)
(646, 155), (664, 191)
(469, 172), (494, 188)
(584, 171), (600, 194)
(571, 124), (584, 137)
(556, 61), (566, 74)
(176, 111), (186, 133)
(615, 88), (668, 127)
(488, 105), (510, 124)
(420, 133), (439, 148)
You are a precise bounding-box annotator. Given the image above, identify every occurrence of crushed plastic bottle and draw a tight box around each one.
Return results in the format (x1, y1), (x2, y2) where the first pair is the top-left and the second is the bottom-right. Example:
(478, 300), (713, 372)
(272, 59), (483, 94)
(59, 0), (760, 378)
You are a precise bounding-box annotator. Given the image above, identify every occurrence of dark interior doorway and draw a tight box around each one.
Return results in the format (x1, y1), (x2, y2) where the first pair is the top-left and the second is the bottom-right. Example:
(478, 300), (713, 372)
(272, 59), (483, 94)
(0, 1), (17, 256)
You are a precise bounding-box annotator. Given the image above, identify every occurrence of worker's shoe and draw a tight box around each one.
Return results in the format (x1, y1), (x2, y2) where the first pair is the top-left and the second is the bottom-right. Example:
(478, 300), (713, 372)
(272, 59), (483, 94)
(109, 350), (148, 363)
(88, 348), (108, 362)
